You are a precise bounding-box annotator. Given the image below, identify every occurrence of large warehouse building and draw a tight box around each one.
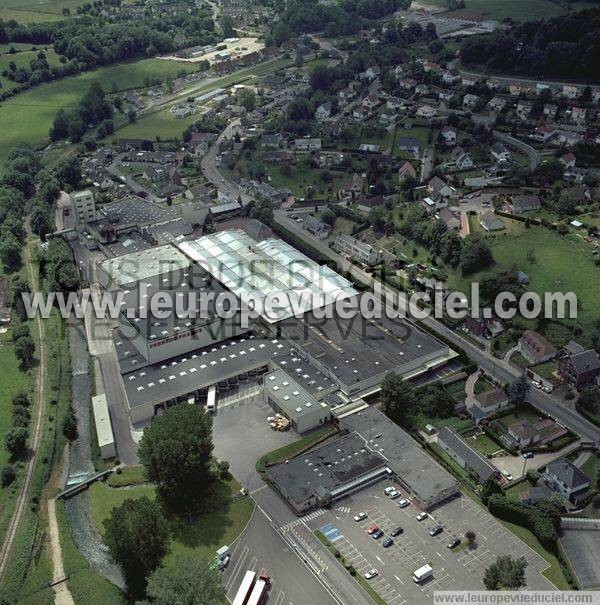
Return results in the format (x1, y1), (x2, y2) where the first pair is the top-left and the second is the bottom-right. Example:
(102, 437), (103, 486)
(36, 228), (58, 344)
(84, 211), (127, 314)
(98, 229), (456, 425)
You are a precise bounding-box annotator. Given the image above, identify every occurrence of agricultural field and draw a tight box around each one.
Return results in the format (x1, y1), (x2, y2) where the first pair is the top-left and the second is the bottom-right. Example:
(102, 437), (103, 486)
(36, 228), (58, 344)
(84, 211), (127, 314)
(0, 0), (82, 23)
(448, 224), (600, 332)
(0, 47), (62, 91)
(420, 0), (598, 21)
(112, 108), (199, 142)
(0, 57), (200, 169)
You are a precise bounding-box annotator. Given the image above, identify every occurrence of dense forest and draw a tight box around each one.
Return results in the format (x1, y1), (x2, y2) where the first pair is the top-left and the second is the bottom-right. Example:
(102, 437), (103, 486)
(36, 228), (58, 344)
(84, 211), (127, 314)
(459, 8), (600, 79)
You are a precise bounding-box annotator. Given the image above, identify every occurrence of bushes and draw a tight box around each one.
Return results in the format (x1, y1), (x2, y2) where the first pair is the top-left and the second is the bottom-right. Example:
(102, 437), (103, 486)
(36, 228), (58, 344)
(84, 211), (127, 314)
(62, 407), (78, 441)
(5, 427), (29, 458)
(1, 464), (16, 487)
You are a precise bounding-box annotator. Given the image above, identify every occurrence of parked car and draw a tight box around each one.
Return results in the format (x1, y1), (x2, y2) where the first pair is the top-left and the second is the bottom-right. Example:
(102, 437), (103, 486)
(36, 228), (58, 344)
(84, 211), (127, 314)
(532, 380), (542, 389)
(542, 385), (552, 393)
(429, 525), (443, 536)
(382, 537), (394, 548)
(372, 529), (384, 540)
(367, 524), (380, 535)
(398, 499), (410, 508)
(364, 569), (378, 580)
(447, 537), (461, 549)
(391, 527), (404, 537)
(384, 486), (395, 495)
(501, 469), (514, 481)
(353, 512), (367, 522)
(522, 452), (534, 459)
(388, 489), (400, 499)
(416, 512), (428, 522)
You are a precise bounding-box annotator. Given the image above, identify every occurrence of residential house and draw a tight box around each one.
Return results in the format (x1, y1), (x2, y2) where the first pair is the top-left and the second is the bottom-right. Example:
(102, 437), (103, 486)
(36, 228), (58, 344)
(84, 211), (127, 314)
(397, 136), (420, 157)
(294, 138), (322, 151)
(490, 142), (510, 161)
(393, 65), (405, 79)
(534, 125), (557, 143)
(571, 106), (587, 123)
(451, 146), (474, 170)
(462, 75), (478, 87)
(471, 389), (510, 424)
(544, 458), (590, 504)
(519, 330), (557, 365)
(421, 195), (448, 214)
(517, 100), (533, 119)
(303, 215), (331, 239)
(315, 102), (332, 121)
(436, 208), (460, 230)
(438, 90), (454, 102)
(387, 96), (405, 111)
(399, 77), (417, 91)
(338, 173), (364, 200)
(558, 341), (600, 388)
(560, 152), (576, 169)
(465, 316), (503, 339)
(422, 60), (440, 73)
(334, 234), (382, 266)
(519, 484), (554, 505)
(416, 105), (436, 119)
(443, 69), (460, 85)
(543, 103), (558, 118)
(463, 93), (479, 108)
(562, 84), (580, 100)
(509, 82), (527, 96)
(437, 427), (499, 484)
(362, 94), (380, 110)
(398, 160), (417, 183)
(415, 84), (429, 95)
(441, 126), (457, 145)
(503, 194), (541, 214)
(556, 129), (583, 147)
(428, 175), (458, 199)
(379, 111), (398, 125)
(488, 97), (506, 112)
(338, 83), (359, 104)
(352, 106), (368, 122)
(480, 211), (504, 231)
(508, 421), (540, 448)
(364, 64), (381, 80)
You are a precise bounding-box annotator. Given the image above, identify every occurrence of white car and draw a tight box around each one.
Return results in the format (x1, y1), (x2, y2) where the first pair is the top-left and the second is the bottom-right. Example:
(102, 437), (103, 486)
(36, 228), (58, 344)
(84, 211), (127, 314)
(398, 499), (410, 508)
(388, 489), (400, 499)
(384, 486), (395, 495)
(416, 512), (428, 521)
(364, 569), (379, 580)
(501, 469), (514, 481)
(353, 512), (367, 522)
(532, 380), (542, 389)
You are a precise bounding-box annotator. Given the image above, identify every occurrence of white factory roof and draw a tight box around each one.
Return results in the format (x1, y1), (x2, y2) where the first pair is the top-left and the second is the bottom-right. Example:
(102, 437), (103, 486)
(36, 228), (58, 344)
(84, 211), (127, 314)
(177, 230), (358, 322)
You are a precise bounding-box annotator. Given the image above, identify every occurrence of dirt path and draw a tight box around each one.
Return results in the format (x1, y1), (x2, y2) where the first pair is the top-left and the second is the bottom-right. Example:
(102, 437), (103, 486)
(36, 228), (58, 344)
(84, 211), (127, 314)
(47, 498), (74, 605)
(0, 240), (48, 580)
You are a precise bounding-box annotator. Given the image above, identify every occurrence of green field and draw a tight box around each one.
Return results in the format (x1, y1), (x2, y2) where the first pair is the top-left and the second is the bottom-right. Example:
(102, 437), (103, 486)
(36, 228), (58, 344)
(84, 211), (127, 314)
(420, 0), (598, 21)
(0, 47), (62, 91)
(89, 477), (255, 565)
(113, 107), (200, 141)
(448, 226), (600, 331)
(0, 57), (199, 168)
(0, 0), (83, 22)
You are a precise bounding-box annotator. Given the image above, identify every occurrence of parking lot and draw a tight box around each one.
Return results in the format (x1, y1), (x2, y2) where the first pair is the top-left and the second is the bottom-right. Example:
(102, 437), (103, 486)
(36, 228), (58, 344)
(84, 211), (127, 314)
(302, 482), (555, 604)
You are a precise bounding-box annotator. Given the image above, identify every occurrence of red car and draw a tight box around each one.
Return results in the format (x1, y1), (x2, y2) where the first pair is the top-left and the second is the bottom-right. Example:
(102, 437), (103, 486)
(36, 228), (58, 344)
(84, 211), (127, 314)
(367, 525), (380, 535)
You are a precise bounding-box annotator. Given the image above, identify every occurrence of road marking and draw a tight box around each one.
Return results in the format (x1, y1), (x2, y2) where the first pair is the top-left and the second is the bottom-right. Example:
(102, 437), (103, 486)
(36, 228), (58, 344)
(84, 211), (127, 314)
(394, 575), (404, 585)
(375, 555), (385, 566)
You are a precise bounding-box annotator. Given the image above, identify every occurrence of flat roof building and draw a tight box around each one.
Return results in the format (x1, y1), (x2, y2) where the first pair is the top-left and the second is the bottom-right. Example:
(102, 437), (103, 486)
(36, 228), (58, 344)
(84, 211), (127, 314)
(91, 393), (116, 459)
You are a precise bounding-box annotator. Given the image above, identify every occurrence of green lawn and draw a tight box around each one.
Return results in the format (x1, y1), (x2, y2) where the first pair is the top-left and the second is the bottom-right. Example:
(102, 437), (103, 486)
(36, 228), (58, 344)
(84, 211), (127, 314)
(420, 0), (597, 21)
(447, 225), (600, 332)
(113, 108), (199, 142)
(89, 477), (255, 566)
(106, 465), (147, 487)
(0, 47), (62, 91)
(393, 124), (430, 158)
(465, 432), (503, 456)
(0, 57), (200, 168)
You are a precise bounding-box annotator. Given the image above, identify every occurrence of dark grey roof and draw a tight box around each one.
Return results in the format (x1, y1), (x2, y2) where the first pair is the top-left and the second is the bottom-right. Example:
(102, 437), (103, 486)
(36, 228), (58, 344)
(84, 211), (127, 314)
(397, 136), (420, 150)
(437, 427), (497, 482)
(571, 349), (600, 374)
(546, 458), (590, 490)
(340, 406), (458, 505)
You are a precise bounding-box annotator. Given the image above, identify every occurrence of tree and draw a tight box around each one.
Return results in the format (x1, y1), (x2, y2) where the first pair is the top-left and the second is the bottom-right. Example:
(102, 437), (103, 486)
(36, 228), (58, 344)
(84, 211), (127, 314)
(145, 554), (225, 605)
(138, 404), (215, 510)
(380, 372), (415, 421)
(63, 407), (78, 441)
(103, 497), (170, 598)
(460, 234), (494, 275)
(1, 464), (16, 487)
(481, 476), (502, 504)
(507, 375), (529, 405)
(238, 89), (256, 112)
(272, 21), (291, 47)
(15, 334), (36, 370)
(0, 233), (22, 273)
(465, 530), (477, 547)
(5, 427), (28, 458)
(483, 555), (527, 590)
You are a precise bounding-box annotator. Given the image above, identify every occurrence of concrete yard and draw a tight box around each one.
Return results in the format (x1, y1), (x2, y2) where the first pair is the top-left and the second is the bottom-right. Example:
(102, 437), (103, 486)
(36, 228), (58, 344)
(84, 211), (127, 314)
(299, 482), (556, 604)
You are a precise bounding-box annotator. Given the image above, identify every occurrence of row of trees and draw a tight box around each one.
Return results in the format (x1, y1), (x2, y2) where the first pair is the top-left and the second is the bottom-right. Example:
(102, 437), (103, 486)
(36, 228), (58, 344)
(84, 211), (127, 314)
(459, 8), (600, 79)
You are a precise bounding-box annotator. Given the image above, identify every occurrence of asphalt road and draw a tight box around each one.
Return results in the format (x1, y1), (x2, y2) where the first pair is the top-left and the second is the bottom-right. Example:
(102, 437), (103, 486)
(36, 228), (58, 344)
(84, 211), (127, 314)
(273, 211), (600, 445)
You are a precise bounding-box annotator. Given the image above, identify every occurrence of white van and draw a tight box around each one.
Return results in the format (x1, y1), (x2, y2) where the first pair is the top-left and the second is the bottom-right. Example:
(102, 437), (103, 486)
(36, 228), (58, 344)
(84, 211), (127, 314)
(413, 564), (433, 583)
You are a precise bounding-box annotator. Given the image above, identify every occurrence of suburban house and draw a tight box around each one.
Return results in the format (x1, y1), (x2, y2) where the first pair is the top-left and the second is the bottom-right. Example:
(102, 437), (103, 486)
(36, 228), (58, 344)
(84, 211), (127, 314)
(544, 458), (590, 504)
(352, 106), (367, 122)
(397, 136), (420, 157)
(422, 195), (448, 214)
(294, 138), (322, 151)
(560, 152), (576, 169)
(503, 194), (541, 214)
(463, 93), (479, 108)
(488, 97), (507, 112)
(315, 102), (332, 120)
(558, 341), (600, 388)
(415, 84), (429, 95)
(398, 160), (417, 183)
(519, 330), (557, 365)
(261, 133), (281, 149)
(562, 84), (579, 99)
(416, 105), (437, 119)
(571, 106), (587, 123)
(534, 125), (557, 142)
(451, 146), (474, 169)
(438, 90), (454, 102)
(509, 82), (526, 96)
(399, 77), (417, 90)
(334, 234), (382, 266)
(428, 176), (458, 199)
(339, 83), (359, 103)
(462, 75), (478, 87)
(437, 427), (499, 484)
(436, 208), (460, 230)
(516, 100), (533, 118)
(363, 64), (381, 80)
(387, 96), (405, 111)
(471, 388), (510, 424)
(519, 484), (554, 506)
(443, 69), (460, 85)
(543, 103), (558, 117)
(508, 421), (540, 448)
(480, 211), (505, 231)
(362, 94), (380, 110)
(338, 173), (365, 200)
(490, 142), (510, 161)
(441, 126), (457, 145)
(303, 215), (331, 239)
